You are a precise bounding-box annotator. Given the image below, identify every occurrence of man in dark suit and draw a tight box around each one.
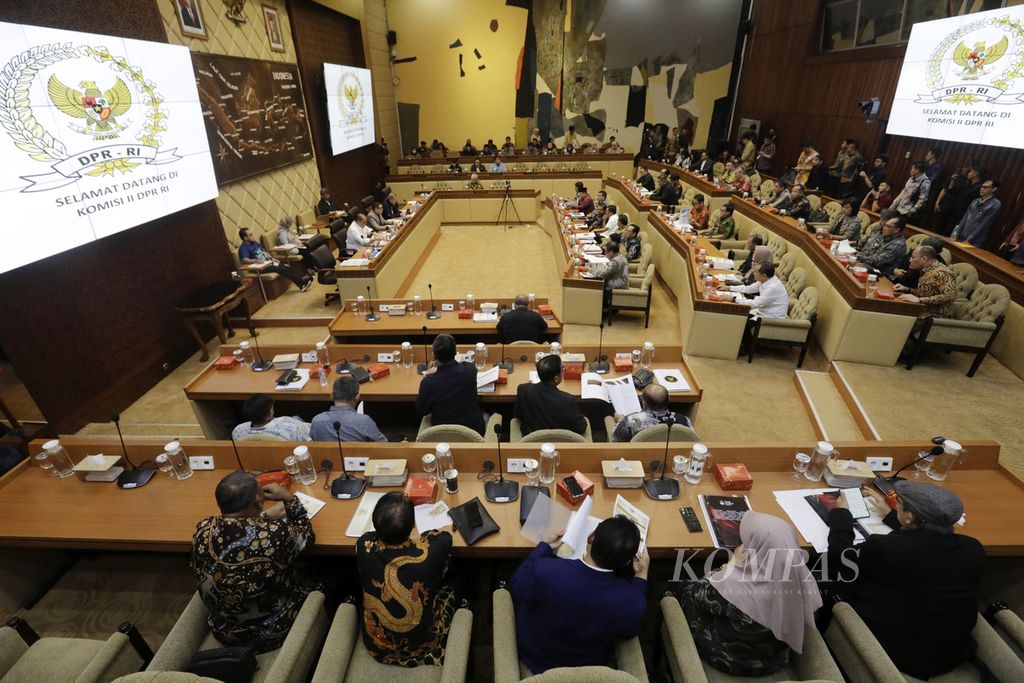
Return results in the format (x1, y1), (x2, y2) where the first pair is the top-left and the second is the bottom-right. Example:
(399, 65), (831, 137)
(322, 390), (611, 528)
(636, 167), (655, 192)
(416, 334), (485, 435)
(652, 173), (680, 209)
(691, 150), (714, 179)
(513, 355), (586, 436)
(496, 295), (548, 344)
(825, 480), (985, 680)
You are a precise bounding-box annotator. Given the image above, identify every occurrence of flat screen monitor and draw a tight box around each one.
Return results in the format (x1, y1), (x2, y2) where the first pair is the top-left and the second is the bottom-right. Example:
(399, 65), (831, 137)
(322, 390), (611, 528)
(323, 63), (375, 155)
(0, 21), (218, 275)
(887, 5), (1024, 149)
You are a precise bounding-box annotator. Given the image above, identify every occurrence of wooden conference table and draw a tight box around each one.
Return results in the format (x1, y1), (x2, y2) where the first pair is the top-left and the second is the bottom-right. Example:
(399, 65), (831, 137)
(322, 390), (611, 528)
(4, 438), (1021, 557)
(328, 298), (562, 344)
(184, 343), (702, 439)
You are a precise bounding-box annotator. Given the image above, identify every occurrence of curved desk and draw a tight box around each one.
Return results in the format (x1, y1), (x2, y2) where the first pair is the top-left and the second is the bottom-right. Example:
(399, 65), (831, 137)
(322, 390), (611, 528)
(6, 437), (1020, 557)
(395, 152), (634, 178)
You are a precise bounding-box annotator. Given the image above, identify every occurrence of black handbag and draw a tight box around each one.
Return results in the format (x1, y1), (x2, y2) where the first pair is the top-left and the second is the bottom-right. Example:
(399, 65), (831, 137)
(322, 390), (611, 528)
(632, 369), (654, 389)
(187, 646), (257, 683)
(449, 497), (500, 545)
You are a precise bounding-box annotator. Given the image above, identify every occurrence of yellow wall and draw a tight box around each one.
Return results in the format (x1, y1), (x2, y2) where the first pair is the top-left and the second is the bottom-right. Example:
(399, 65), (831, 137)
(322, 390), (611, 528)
(692, 63), (732, 152)
(159, 0), (320, 240)
(387, 0), (528, 149)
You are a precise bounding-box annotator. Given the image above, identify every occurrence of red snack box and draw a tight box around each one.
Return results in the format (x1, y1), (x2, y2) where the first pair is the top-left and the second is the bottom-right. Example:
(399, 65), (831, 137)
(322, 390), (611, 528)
(214, 356), (239, 370)
(875, 290), (895, 300)
(556, 470), (595, 506)
(538, 304), (553, 315)
(714, 463), (753, 491)
(496, 369), (509, 385)
(613, 357), (633, 373)
(404, 476), (438, 505)
(367, 363), (391, 380)
(562, 362), (583, 380)
(458, 309), (473, 319)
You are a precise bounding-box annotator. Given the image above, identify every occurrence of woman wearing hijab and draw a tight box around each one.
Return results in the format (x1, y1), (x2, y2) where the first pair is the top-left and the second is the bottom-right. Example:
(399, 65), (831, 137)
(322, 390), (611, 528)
(677, 512), (822, 677)
(742, 245), (774, 285)
(826, 481), (985, 679)
(275, 216), (301, 256)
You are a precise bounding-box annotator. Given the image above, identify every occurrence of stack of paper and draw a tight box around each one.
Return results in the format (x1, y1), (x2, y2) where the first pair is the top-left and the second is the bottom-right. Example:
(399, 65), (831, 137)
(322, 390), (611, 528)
(709, 257), (736, 271)
(774, 488), (892, 552)
(521, 494), (601, 560)
(294, 492), (326, 519)
(340, 258), (370, 267)
(477, 365), (500, 393)
(613, 495), (651, 551)
(415, 501), (453, 534)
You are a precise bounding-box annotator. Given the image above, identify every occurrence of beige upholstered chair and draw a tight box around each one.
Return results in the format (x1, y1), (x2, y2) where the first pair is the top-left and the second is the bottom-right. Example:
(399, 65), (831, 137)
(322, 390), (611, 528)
(749, 286), (819, 368)
(905, 283), (1010, 377)
(758, 179), (775, 201)
(145, 592), (327, 683)
(682, 189), (696, 207)
(861, 219), (881, 240)
(783, 267), (808, 298)
(237, 432), (288, 442)
(608, 264), (655, 327)
(1, 619), (149, 683)
(989, 606), (1024, 659)
(766, 236), (787, 263)
(712, 162), (725, 179)
(902, 234), (951, 263)
(660, 595), (843, 682)
(629, 243), (654, 275)
(825, 603), (1024, 683)
(492, 589), (647, 682)
(114, 674), (220, 683)
(417, 414), (503, 442)
(807, 194), (822, 212)
(774, 252), (796, 282)
(510, 417), (593, 442)
(949, 262), (979, 301)
(637, 230), (649, 246)
(603, 418), (699, 443)
(749, 173), (762, 188)
(857, 210), (869, 227)
(310, 602), (472, 683)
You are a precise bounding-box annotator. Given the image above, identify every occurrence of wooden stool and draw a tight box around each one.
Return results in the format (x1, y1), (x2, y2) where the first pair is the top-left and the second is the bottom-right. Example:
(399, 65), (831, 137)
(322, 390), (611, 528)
(176, 283), (255, 361)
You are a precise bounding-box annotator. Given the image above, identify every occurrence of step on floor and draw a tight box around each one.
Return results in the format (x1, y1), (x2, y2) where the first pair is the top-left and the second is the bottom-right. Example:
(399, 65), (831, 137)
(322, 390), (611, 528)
(794, 369), (870, 442)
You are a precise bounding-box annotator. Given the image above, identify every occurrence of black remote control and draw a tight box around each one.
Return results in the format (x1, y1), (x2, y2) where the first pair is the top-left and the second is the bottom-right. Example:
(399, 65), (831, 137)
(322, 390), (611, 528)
(679, 506), (702, 532)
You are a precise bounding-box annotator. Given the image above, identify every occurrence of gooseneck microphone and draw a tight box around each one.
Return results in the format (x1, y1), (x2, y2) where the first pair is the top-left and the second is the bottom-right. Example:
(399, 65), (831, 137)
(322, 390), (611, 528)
(589, 323), (609, 374)
(643, 415), (680, 500)
(364, 285), (380, 322)
(226, 422), (246, 471)
(250, 332), (272, 372)
(113, 414), (156, 489)
(484, 422), (519, 503)
(498, 341), (514, 373)
(417, 325), (431, 375)
(329, 420), (365, 499)
(426, 283), (441, 319)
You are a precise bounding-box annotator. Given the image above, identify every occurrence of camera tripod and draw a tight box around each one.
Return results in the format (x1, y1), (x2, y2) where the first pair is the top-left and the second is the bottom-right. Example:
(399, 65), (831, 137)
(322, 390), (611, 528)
(494, 179), (524, 230)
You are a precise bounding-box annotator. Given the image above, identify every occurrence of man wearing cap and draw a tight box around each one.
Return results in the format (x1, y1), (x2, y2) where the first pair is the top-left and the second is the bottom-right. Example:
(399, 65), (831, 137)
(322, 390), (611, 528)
(825, 480), (985, 679)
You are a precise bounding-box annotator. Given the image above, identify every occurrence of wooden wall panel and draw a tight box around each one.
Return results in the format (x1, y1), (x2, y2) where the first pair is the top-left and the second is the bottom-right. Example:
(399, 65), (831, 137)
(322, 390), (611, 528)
(734, 1), (1024, 247)
(0, 1), (232, 432)
(288, 0), (384, 208)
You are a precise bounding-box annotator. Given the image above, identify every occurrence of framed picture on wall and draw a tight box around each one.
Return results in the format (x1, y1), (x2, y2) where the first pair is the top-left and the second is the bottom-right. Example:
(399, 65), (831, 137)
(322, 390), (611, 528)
(262, 4), (286, 52)
(174, 0), (207, 39)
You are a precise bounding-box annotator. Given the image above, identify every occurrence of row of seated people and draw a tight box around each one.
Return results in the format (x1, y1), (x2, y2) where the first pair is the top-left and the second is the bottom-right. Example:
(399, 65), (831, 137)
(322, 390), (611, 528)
(232, 338), (696, 443)
(187, 468), (986, 680)
(407, 127), (625, 158)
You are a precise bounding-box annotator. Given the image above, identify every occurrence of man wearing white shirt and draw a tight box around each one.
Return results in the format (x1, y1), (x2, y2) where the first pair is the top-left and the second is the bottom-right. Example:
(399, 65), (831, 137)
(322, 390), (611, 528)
(603, 205), (619, 231)
(346, 213), (374, 251)
(726, 263), (788, 319)
(489, 156), (508, 173)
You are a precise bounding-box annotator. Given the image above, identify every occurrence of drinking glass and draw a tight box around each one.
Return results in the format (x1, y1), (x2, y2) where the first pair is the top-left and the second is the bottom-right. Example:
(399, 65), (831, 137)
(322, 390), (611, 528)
(913, 451), (935, 478)
(792, 452), (811, 480)
(283, 456), (300, 477)
(34, 452), (55, 477)
(631, 349), (642, 365)
(524, 459), (540, 487)
(350, 301), (359, 315)
(156, 454), (175, 478)
(458, 299), (466, 310)
(421, 453), (437, 482)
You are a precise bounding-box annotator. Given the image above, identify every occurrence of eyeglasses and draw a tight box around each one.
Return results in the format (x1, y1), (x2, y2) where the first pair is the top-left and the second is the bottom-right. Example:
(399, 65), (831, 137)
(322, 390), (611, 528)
(981, 184), (995, 189)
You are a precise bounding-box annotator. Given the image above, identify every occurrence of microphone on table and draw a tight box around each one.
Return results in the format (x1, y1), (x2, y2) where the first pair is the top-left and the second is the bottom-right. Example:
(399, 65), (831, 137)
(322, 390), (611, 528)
(589, 323), (609, 374)
(643, 415), (680, 500)
(484, 422), (519, 503)
(874, 436), (946, 502)
(498, 341), (514, 373)
(250, 332), (272, 372)
(364, 285), (381, 322)
(417, 325), (431, 375)
(426, 283), (441, 319)
(329, 420), (365, 499)
(226, 422), (246, 471)
(113, 414), (155, 489)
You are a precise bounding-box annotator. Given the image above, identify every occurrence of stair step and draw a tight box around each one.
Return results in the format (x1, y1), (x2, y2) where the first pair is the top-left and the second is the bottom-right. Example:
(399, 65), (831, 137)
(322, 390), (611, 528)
(793, 370), (869, 442)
